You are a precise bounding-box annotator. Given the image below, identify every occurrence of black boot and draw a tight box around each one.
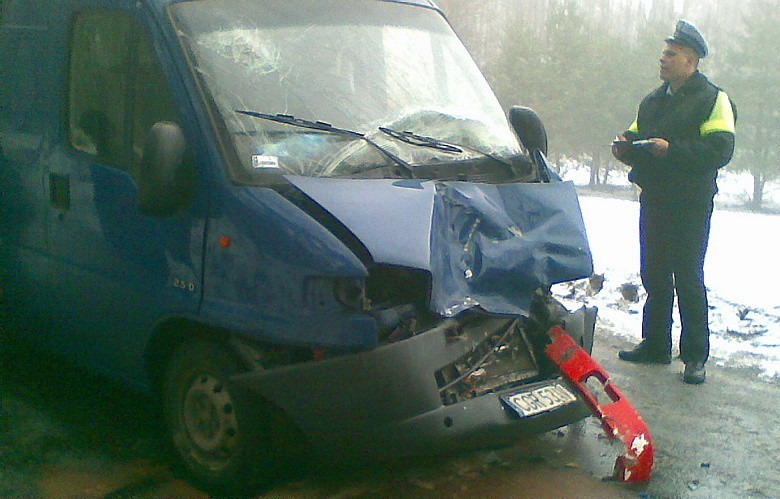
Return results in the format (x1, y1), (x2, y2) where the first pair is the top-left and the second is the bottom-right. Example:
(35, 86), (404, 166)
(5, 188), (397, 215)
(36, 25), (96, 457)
(618, 341), (672, 364)
(683, 361), (706, 384)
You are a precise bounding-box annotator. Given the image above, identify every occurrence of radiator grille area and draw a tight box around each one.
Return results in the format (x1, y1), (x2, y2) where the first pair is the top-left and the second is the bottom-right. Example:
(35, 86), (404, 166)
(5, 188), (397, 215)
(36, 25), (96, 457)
(435, 319), (540, 406)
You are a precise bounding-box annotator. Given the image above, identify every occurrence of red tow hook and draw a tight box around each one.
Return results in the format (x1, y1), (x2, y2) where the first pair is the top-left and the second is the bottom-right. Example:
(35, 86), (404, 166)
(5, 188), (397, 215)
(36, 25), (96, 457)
(545, 326), (654, 483)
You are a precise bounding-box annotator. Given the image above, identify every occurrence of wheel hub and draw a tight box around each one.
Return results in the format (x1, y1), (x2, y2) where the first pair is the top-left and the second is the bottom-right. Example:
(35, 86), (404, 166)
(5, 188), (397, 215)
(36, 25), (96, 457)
(182, 374), (238, 457)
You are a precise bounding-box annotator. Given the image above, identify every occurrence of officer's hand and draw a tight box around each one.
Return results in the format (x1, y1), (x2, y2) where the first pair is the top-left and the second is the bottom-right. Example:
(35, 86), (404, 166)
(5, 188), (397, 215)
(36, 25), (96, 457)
(611, 135), (631, 161)
(647, 138), (669, 158)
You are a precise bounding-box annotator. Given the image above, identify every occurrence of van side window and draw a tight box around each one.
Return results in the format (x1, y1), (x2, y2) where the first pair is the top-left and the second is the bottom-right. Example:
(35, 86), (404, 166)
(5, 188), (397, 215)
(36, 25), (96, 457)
(68, 11), (180, 170)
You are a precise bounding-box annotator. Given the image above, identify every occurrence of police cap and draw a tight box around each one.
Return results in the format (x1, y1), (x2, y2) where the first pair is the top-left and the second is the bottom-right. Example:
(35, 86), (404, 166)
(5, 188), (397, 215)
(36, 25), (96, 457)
(665, 20), (708, 58)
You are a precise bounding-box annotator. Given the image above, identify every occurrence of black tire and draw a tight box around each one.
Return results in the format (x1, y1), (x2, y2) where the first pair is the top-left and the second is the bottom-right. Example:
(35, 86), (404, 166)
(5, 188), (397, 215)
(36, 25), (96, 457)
(161, 339), (274, 494)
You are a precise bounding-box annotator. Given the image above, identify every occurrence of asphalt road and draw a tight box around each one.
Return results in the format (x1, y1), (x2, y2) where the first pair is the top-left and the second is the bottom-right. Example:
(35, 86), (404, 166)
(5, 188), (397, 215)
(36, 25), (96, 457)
(1, 327), (778, 498)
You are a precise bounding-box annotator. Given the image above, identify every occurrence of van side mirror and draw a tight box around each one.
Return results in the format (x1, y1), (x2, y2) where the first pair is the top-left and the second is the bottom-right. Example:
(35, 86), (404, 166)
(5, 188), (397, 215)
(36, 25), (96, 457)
(137, 121), (193, 216)
(508, 106), (548, 156)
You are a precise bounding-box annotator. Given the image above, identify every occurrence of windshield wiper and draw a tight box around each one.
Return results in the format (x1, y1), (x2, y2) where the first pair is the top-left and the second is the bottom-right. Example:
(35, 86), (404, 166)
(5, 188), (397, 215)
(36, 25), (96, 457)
(237, 111), (361, 137)
(379, 127), (463, 153)
(236, 110), (416, 178)
(379, 125), (544, 181)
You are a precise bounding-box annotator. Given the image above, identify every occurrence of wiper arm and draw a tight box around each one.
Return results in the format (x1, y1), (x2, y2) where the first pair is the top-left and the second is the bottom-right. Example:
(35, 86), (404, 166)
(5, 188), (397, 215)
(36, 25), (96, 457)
(236, 110), (416, 178)
(379, 127), (463, 153)
(379, 125), (547, 181)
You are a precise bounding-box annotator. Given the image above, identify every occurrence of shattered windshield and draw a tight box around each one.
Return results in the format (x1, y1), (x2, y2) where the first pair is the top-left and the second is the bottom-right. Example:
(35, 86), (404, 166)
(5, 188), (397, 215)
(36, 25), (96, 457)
(169, 0), (523, 180)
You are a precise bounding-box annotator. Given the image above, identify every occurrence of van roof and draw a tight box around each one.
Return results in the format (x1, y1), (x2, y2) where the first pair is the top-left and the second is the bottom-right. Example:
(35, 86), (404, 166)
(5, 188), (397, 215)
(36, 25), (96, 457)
(162, 0), (439, 7)
(157, 1), (444, 18)
(0, 0), (441, 24)
(1, 0), (440, 16)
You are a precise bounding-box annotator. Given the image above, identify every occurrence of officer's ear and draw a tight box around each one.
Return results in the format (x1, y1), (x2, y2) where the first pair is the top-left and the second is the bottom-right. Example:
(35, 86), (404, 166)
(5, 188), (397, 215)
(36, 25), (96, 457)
(683, 45), (700, 67)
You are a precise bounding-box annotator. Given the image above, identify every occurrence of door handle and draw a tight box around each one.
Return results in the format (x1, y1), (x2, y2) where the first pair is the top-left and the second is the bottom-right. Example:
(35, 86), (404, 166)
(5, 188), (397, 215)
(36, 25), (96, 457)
(49, 173), (70, 210)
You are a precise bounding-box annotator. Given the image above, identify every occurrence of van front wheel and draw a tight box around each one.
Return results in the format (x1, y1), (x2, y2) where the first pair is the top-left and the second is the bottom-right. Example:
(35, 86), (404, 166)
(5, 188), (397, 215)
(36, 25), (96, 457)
(161, 340), (269, 493)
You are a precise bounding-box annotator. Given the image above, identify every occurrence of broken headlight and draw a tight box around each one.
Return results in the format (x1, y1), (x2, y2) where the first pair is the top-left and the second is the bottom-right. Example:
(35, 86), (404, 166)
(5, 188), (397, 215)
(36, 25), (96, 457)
(303, 276), (366, 313)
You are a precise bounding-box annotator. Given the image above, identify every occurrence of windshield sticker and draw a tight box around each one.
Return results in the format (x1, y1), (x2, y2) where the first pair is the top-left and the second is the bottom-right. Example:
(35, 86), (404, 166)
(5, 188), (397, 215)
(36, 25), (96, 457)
(252, 154), (280, 169)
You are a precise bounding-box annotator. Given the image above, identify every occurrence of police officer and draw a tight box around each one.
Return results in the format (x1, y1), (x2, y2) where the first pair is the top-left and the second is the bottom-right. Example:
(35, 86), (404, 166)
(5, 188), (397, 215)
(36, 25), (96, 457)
(612, 20), (736, 384)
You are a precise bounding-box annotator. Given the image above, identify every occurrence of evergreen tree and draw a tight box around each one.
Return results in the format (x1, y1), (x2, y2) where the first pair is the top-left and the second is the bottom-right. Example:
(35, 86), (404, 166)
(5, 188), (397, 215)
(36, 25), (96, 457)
(442, 0), (776, 207)
(718, 0), (780, 209)
(492, 0), (646, 183)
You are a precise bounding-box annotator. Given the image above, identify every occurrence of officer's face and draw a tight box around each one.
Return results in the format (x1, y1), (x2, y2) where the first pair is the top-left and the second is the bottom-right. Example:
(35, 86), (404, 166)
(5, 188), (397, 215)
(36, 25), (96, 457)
(659, 42), (697, 84)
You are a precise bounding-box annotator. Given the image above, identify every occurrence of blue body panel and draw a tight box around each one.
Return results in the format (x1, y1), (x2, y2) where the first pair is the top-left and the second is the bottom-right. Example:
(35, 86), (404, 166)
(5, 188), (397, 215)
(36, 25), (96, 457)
(290, 177), (593, 317)
(0, 1), (56, 324)
(0, 0), (212, 389)
(430, 180), (592, 316)
(287, 177), (436, 271)
(200, 186), (377, 351)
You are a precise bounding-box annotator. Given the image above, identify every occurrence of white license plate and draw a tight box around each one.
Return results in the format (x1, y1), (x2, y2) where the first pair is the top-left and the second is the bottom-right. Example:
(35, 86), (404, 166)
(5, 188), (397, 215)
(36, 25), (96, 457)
(501, 382), (578, 418)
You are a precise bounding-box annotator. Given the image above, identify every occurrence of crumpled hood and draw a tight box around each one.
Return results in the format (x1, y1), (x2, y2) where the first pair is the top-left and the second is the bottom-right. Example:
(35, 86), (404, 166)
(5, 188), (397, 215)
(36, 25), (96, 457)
(287, 176), (593, 316)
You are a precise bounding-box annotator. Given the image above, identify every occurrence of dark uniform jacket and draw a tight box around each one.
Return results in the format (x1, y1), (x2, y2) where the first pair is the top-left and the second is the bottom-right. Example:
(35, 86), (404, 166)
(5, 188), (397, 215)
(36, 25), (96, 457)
(624, 71), (736, 201)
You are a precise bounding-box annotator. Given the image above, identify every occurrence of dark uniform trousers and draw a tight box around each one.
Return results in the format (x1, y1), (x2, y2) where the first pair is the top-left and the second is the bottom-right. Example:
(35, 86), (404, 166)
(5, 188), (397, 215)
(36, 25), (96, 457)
(639, 191), (712, 364)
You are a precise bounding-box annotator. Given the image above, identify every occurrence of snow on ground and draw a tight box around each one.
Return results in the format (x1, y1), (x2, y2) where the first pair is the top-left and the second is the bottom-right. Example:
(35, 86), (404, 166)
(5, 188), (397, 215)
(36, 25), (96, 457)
(561, 162), (780, 212)
(552, 170), (780, 379)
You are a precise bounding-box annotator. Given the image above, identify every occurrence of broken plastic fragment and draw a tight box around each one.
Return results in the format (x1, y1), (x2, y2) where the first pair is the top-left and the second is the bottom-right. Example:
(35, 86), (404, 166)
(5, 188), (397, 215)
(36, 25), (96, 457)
(545, 326), (655, 483)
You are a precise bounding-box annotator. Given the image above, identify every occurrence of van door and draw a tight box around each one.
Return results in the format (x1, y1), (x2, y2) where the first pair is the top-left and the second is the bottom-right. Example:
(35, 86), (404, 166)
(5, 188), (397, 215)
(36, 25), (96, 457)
(45, 8), (204, 387)
(0, 8), (54, 327)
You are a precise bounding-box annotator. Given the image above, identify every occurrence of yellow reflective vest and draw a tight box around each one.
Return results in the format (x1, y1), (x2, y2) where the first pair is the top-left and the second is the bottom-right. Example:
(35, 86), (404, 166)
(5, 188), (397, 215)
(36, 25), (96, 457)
(623, 71), (736, 199)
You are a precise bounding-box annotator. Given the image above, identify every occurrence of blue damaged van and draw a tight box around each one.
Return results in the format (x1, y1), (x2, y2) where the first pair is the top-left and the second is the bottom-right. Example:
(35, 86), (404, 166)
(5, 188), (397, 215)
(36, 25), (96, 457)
(0, 0), (597, 492)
